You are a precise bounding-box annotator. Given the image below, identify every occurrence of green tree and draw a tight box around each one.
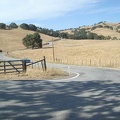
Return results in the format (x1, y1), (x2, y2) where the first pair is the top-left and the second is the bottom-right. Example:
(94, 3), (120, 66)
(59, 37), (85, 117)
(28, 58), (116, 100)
(29, 24), (37, 31)
(33, 32), (42, 48)
(59, 32), (68, 38)
(72, 28), (87, 39)
(22, 32), (42, 49)
(9, 22), (18, 28)
(87, 32), (94, 39)
(20, 23), (29, 30)
(0, 23), (6, 29)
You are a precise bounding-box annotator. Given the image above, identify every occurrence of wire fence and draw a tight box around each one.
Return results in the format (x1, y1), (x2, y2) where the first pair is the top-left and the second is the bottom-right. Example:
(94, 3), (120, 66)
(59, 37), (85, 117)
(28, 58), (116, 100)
(46, 57), (120, 68)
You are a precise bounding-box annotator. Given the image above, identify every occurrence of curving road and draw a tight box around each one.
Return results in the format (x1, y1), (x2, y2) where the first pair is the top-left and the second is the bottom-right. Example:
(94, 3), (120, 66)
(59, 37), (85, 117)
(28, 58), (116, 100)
(47, 63), (120, 83)
(0, 53), (120, 120)
(0, 53), (19, 61)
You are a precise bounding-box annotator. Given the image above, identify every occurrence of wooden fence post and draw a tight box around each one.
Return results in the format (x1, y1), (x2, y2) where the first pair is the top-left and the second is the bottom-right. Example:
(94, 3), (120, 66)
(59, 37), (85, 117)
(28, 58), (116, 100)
(43, 56), (47, 71)
(4, 61), (6, 74)
(22, 60), (26, 72)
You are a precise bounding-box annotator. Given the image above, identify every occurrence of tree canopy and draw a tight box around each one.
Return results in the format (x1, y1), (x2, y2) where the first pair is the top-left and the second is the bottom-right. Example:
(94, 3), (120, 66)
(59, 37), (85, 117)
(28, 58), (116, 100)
(9, 22), (18, 28)
(0, 23), (6, 29)
(29, 24), (37, 31)
(0, 22), (116, 40)
(20, 23), (29, 30)
(22, 32), (42, 49)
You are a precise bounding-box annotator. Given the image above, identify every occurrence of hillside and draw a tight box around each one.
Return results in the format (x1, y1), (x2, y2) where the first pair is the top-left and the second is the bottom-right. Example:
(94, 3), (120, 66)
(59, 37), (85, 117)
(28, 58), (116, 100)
(62, 22), (120, 39)
(0, 27), (55, 52)
(0, 25), (120, 68)
(0, 22), (120, 51)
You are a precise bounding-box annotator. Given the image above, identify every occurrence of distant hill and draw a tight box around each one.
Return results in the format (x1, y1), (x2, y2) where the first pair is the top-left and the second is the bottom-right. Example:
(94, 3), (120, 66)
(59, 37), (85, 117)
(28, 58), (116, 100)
(61, 22), (120, 40)
(0, 27), (55, 52)
(0, 21), (120, 52)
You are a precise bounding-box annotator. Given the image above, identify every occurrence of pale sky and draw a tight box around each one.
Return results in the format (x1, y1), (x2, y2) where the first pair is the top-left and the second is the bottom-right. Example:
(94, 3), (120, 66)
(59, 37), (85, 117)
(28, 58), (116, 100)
(0, 0), (120, 30)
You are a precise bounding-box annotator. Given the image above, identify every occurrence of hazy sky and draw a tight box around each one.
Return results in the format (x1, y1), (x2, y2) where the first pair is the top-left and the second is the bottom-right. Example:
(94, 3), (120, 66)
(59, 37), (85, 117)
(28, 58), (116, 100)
(0, 0), (120, 30)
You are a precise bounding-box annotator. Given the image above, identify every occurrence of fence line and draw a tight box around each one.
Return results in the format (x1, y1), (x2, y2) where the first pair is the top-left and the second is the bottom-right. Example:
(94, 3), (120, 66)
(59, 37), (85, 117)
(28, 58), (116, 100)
(0, 60), (26, 74)
(26, 56), (47, 71)
(47, 57), (120, 68)
(0, 56), (47, 74)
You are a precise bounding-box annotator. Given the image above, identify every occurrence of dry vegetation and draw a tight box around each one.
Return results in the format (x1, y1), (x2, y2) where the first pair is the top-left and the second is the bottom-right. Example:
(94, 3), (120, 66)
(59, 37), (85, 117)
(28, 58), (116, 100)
(92, 28), (120, 38)
(9, 39), (120, 68)
(0, 27), (54, 52)
(0, 67), (68, 80)
(62, 22), (120, 39)
(0, 26), (120, 69)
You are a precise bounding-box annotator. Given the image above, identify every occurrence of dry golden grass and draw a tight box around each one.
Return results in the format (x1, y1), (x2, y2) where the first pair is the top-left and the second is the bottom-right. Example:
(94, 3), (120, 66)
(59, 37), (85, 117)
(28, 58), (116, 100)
(0, 27), (54, 52)
(9, 39), (120, 68)
(92, 28), (120, 39)
(60, 29), (74, 34)
(0, 67), (68, 80)
(62, 22), (120, 39)
(0, 27), (120, 68)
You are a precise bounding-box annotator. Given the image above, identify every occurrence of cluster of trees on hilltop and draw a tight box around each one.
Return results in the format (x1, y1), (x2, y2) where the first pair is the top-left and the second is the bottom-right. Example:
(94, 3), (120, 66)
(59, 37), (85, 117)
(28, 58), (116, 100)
(0, 22), (43, 49)
(91, 25), (113, 31)
(20, 23), (68, 38)
(0, 22), (18, 29)
(20, 23), (37, 31)
(1, 22), (119, 40)
(69, 28), (109, 40)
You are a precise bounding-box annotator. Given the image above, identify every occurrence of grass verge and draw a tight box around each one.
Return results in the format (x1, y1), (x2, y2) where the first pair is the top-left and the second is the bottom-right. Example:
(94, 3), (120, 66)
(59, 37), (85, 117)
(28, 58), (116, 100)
(0, 67), (68, 80)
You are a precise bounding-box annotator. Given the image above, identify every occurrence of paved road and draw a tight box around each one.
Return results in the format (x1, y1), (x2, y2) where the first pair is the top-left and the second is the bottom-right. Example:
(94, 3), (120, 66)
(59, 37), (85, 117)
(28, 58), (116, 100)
(47, 63), (120, 83)
(0, 54), (120, 120)
(0, 53), (19, 61)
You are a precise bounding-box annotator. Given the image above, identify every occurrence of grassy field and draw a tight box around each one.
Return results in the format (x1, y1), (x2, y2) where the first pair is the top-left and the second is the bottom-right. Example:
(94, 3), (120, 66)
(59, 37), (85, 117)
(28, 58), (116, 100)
(9, 39), (120, 68)
(0, 27), (54, 52)
(0, 28), (120, 68)
(92, 28), (120, 39)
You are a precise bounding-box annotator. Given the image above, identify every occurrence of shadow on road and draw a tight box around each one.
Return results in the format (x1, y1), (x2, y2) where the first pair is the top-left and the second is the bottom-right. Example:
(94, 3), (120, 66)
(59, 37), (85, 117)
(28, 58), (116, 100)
(0, 80), (120, 120)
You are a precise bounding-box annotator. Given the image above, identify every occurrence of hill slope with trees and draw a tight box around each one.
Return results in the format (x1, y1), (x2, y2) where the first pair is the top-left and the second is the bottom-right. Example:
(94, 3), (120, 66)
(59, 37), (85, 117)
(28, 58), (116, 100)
(0, 21), (120, 52)
(61, 21), (120, 40)
(0, 27), (55, 52)
(1, 21), (120, 40)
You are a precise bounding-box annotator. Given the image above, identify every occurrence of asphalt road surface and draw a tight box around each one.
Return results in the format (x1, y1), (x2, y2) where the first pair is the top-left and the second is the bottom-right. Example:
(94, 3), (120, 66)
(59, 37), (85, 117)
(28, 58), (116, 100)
(0, 53), (19, 61)
(0, 54), (120, 120)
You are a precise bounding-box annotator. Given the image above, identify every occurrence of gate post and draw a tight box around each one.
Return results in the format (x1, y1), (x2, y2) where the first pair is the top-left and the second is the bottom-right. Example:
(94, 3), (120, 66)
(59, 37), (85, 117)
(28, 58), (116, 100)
(22, 60), (26, 72)
(43, 56), (47, 71)
(4, 61), (6, 74)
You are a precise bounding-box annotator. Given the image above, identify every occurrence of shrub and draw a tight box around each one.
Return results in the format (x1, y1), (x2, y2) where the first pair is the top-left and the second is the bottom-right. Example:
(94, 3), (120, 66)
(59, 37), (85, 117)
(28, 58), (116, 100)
(0, 23), (6, 29)
(22, 32), (42, 49)
(9, 22), (18, 28)
(29, 24), (37, 31)
(20, 23), (29, 30)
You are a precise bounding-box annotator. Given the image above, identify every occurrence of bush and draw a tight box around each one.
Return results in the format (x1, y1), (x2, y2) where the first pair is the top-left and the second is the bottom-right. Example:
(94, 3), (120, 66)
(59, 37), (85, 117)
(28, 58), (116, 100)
(20, 23), (29, 30)
(0, 23), (6, 29)
(29, 24), (37, 31)
(22, 32), (42, 49)
(9, 22), (18, 28)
